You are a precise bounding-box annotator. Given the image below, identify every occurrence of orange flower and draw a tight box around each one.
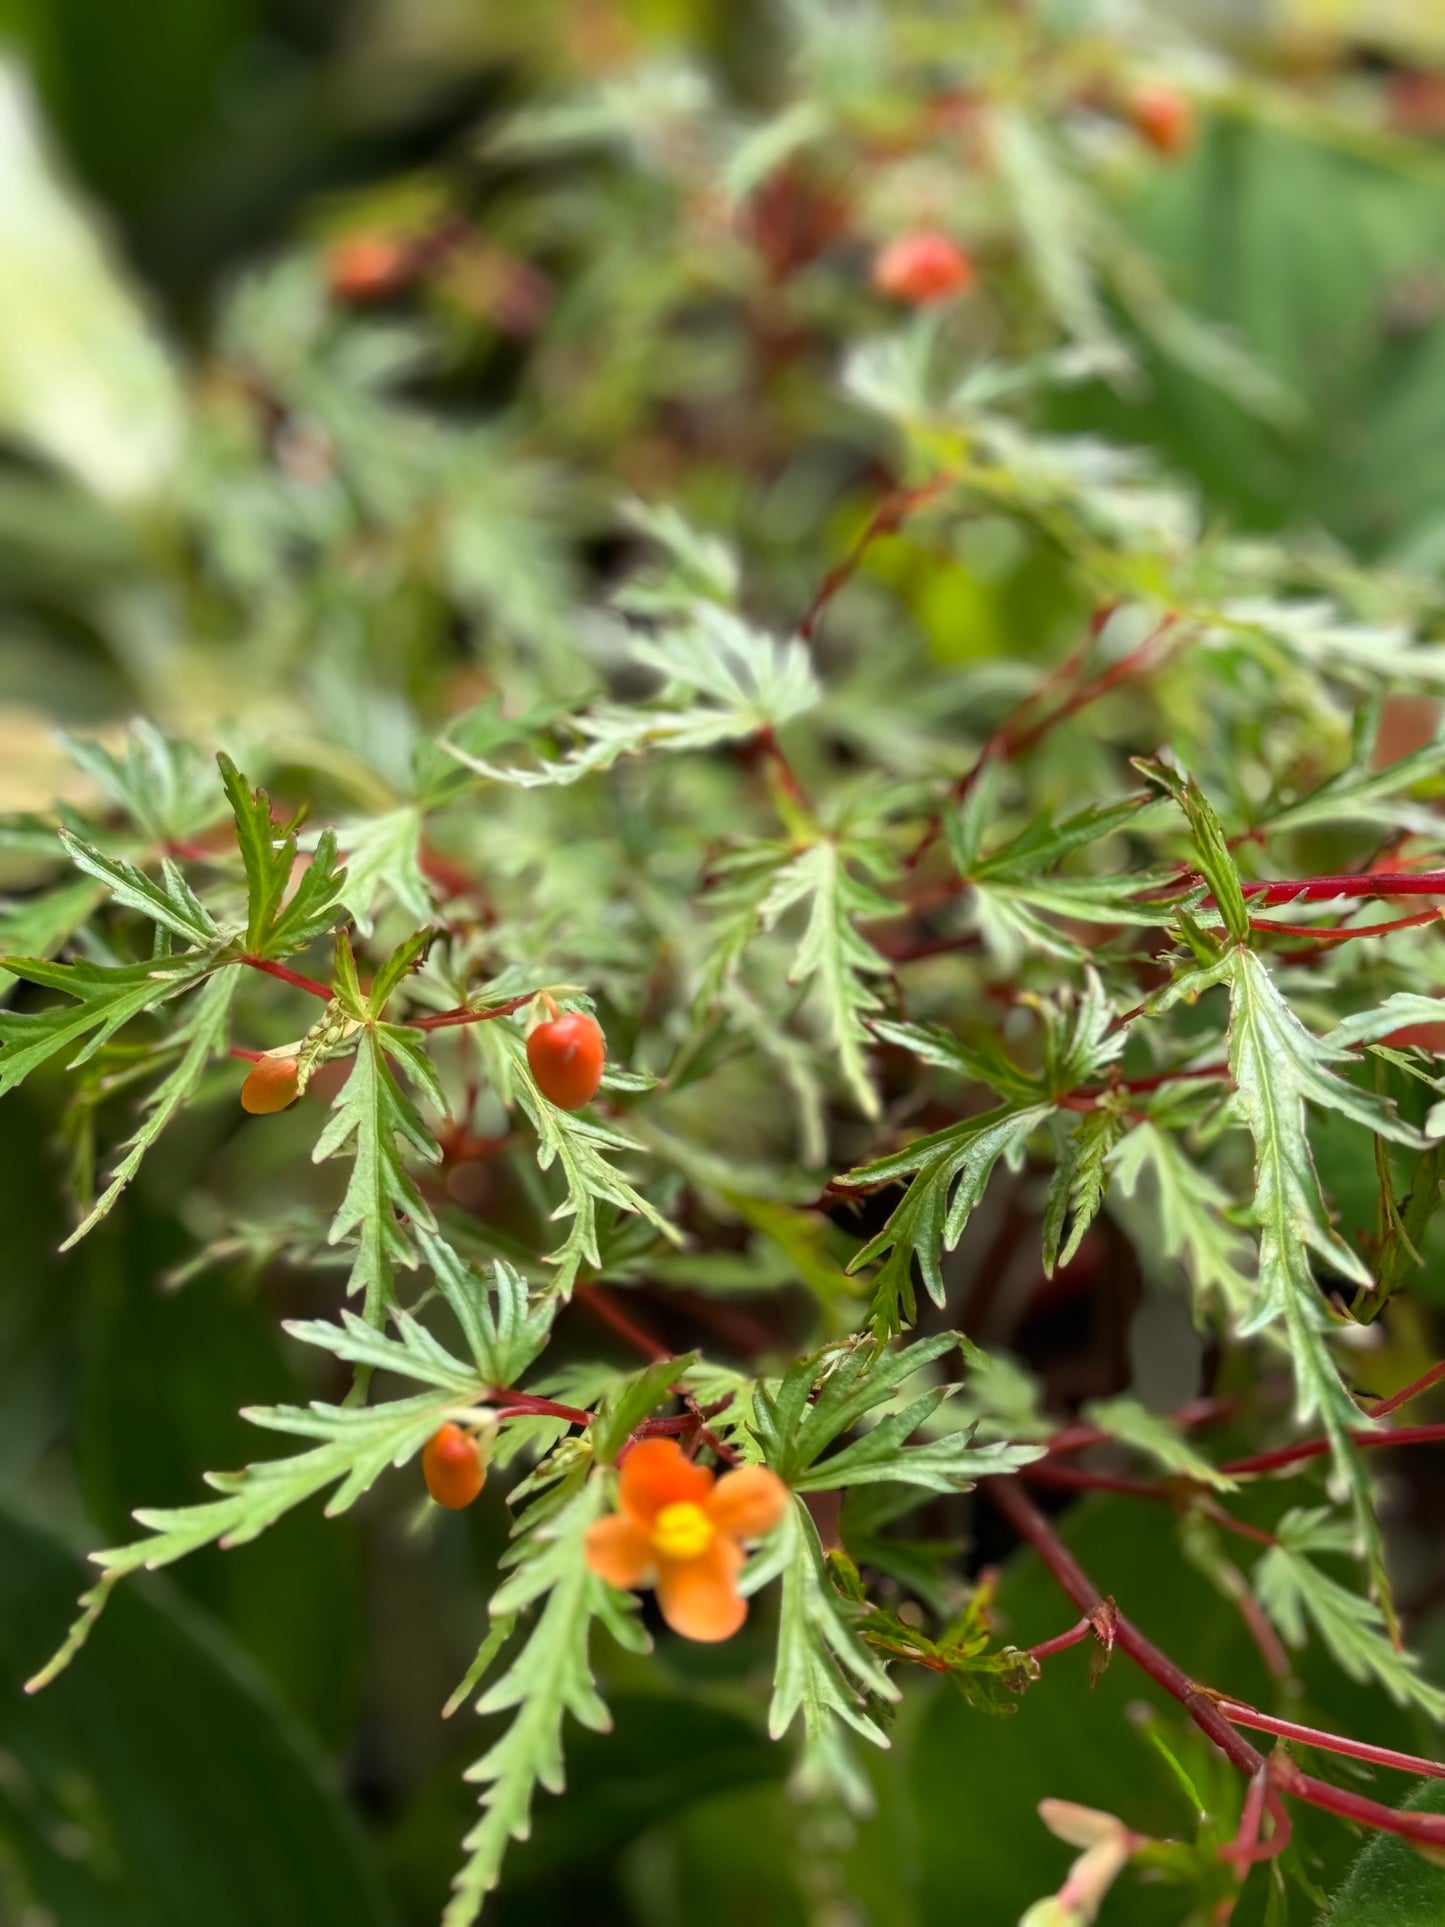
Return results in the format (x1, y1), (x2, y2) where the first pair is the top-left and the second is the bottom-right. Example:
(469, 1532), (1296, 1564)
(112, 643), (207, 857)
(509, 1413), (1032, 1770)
(583, 1438), (789, 1642)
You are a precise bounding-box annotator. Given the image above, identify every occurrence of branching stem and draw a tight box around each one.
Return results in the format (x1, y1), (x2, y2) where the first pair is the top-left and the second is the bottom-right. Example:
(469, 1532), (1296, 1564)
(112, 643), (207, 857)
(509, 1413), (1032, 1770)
(987, 1477), (1445, 1855)
(411, 993), (538, 1032)
(239, 955), (333, 1000)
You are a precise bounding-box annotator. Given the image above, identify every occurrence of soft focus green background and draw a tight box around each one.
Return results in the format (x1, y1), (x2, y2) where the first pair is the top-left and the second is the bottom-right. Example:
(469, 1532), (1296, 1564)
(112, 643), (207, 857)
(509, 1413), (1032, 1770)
(6, 3), (1445, 1923)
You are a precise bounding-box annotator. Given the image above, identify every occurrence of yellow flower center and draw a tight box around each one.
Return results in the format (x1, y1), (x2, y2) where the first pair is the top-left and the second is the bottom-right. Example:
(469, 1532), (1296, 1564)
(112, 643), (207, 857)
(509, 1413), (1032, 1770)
(652, 1500), (715, 1561)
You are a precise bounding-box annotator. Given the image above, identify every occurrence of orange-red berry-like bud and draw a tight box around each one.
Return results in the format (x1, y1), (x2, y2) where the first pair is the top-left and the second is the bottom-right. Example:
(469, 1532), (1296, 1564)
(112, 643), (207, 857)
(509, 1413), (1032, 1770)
(326, 234), (413, 304)
(872, 231), (974, 305)
(422, 1424), (486, 1510)
(526, 1010), (606, 1110)
(240, 1055), (301, 1115)
(1129, 83), (1194, 158)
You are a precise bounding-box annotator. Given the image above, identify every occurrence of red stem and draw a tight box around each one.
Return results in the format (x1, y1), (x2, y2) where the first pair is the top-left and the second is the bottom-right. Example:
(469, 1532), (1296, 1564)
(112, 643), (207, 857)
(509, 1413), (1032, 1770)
(489, 1392), (594, 1426)
(985, 1478), (1267, 1776)
(754, 726), (810, 811)
(986, 1479), (1445, 1855)
(239, 955), (333, 1001)
(1045, 1396), (1234, 1459)
(1019, 1464), (1276, 1546)
(1371, 1359), (1445, 1419)
(993, 615), (1179, 770)
(1026, 1617), (1094, 1662)
(411, 992), (537, 1032)
(944, 614), (1178, 832)
(1221, 1420), (1445, 1481)
(1221, 1767), (1277, 1875)
(797, 473), (955, 642)
(1280, 1764), (1445, 1848)
(576, 1281), (671, 1362)
(1247, 909), (1441, 944)
(1240, 872), (1445, 905)
(229, 1046), (266, 1063)
(1022, 1462), (1168, 1501)
(1056, 1061), (1232, 1112)
(1213, 1698), (1445, 1779)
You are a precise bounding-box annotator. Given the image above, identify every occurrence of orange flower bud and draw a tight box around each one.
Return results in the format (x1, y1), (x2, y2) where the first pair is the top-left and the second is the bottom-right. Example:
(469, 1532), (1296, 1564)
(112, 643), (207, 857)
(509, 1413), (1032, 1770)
(526, 1010), (606, 1110)
(422, 1423), (486, 1510)
(1129, 83), (1193, 158)
(872, 232), (975, 305)
(240, 1055), (301, 1115)
(326, 234), (412, 304)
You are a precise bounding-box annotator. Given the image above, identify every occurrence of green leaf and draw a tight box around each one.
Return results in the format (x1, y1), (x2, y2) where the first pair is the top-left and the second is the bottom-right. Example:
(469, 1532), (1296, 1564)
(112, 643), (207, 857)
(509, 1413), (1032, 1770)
(218, 751), (348, 958)
(0, 950), (219, 1096)
(61, 968), (239, 1246)
(839, 1104), (1051, 1329)
(445, 1473), (644, 1924)
(448, 605), (818, 788)
(58, 830), (222, 947)
(0, 875), (106, 992)
(591, 1353), (696, 1463)
(29, 1385), (471, 1691)
(1080, 1395), (1237, 1492)
(990, 106), (1129, 370)
(1321, 1780), (1445, 1926)
(753, 1334), (941, 1480)
(751, 1331), (1033, 1495)
(417, 1230), (556, 1388)
(62, 722), (225, 843)
(1226, 948), (1419, 1417)
(269, 832), (347, 956)
(217, 752), (293, 951)
(311, 1024), (441, 1323)
(868, 1016), (1042, 1107)
(333, 805), (431, 936)
(365, 928), (432, 1019)
(283, 1306), (484, 1394)
(1042, 1107), (1125, 1276)
(1108, 1122), (1256, 1318)
(487, 1019), (679, 1297)
(1327, 993), (1445, 1052)
(767, 1499), (896, 1812)
(1255, 1509), (1445, 1721)
(852, 1577), (1038, 1715)
(0, 72), (183, 500)
(757, 838), (894, 1119)
(954, 791), (1179, 964)
(417, 695), (566, 809)
(1141, 761), (1248, 943)
(790, 1402), (1042, 1493)
(1260, 733), (1445, 841)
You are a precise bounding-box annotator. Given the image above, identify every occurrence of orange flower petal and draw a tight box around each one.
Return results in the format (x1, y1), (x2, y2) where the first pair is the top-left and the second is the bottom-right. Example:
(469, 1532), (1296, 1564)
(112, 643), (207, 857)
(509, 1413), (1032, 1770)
(617, 1437), (714, 1526)
(706, 1464), (789, 1540)
(655, 1536), (746, 1643)
(583, 1513), (656, 1591)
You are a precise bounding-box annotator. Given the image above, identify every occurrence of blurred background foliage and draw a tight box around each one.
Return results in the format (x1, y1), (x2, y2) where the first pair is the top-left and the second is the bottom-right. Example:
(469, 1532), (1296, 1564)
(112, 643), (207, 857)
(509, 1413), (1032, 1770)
(6, 0), (1445, 1922)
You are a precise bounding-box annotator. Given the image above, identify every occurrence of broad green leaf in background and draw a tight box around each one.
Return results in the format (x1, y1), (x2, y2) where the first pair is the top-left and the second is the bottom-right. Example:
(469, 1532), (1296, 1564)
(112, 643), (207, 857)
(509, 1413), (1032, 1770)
(0, 1504), (390, 1927)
